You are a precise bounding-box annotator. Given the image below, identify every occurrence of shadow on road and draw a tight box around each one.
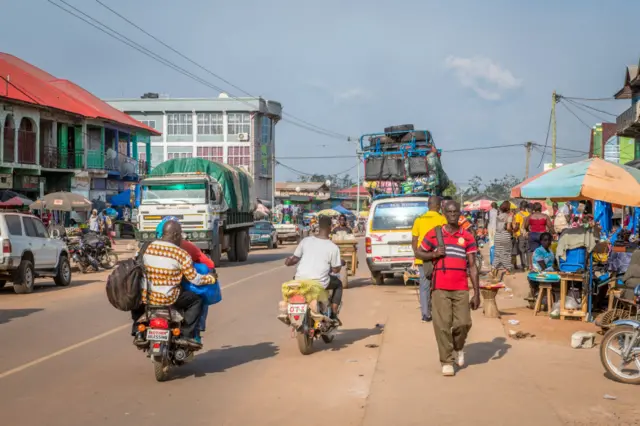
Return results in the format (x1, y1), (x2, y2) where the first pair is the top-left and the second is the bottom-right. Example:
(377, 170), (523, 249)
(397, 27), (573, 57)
(346, 277), (372, 289)
(318, 327), (384, 352)
(0, 308), (43, 325)
(174, 342), (280, 379)
(0, 279), (99, 295)
(463, 337), (511, 367)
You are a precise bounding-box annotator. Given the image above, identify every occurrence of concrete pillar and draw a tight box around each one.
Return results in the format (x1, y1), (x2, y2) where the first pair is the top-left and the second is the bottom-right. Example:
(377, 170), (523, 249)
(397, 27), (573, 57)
(222, 111), (229, 164)
(100, 127), (105, 169)
(59, 123), (68, 168)
(74, 126), (83, 169)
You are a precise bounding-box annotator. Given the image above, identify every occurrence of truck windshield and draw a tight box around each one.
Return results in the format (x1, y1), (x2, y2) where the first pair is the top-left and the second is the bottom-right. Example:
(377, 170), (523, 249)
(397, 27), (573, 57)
(371, 201), (428, 230)
(141, 183), (207, 205)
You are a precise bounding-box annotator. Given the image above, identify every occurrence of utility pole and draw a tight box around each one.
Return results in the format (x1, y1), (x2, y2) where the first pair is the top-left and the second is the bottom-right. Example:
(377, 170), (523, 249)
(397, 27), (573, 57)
(525, 141), (533, 179)
(551, 91), (557, 168)
(356, 151), (361, 218)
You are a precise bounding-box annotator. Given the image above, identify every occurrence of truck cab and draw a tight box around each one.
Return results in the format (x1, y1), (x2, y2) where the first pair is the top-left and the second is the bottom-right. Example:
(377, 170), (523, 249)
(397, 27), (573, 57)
(136, 174), (222, 255)
(365, 195), (430, 285)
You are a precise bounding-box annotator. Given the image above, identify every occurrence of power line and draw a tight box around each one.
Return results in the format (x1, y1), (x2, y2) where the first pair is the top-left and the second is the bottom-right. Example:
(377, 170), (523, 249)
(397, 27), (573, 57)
(561, 96), (616, 102)
(563, 98), (616, 120)
(276, 160), (358, 177)
(94, 0), (350, 141)
(563, 99), (610, 122)
(559, 100), (592, 129)
(537, 108), (553, 168)
(48, 0), (349, 141)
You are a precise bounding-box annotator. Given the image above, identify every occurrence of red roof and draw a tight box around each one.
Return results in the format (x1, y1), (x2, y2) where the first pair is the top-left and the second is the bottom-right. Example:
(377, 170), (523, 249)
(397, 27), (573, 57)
(0, 53), (159, 135)
(336, 186), (368, 196)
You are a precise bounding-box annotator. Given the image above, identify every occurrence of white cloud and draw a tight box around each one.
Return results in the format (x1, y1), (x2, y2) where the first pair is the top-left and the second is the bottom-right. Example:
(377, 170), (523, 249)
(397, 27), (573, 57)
(445, 56), (522, 101)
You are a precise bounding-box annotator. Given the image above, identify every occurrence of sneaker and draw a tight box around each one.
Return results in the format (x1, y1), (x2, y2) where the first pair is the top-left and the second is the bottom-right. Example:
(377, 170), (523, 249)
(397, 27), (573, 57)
(421, 315), (432, 323)
(442, 364), (455, 376)
(456, 351), (465, 367)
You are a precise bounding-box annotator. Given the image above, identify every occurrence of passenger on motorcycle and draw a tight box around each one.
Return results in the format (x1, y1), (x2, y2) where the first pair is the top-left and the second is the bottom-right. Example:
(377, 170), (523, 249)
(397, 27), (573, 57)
(134, 220), (216, 348)
(285, 215), (343, 323)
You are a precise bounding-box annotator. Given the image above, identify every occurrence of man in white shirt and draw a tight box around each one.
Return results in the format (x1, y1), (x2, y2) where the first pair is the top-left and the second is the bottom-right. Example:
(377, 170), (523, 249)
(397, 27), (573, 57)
(285, 215), (343, 321)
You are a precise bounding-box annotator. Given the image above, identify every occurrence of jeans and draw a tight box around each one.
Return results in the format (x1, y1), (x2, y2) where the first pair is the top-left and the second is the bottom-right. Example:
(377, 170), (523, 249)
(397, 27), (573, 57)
(197, 304), (209, 334)
(418, 265), (432, 318)
(130, 290), (203, 338)
(326, 275), (343, 306)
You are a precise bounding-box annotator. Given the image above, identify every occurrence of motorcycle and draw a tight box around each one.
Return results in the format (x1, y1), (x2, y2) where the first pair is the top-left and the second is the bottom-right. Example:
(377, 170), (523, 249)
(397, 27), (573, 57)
(278, 280), (340, 355)
(599, 285), (640, 385)
(133, 306), (200, 382)
(72, 232), (118, 272)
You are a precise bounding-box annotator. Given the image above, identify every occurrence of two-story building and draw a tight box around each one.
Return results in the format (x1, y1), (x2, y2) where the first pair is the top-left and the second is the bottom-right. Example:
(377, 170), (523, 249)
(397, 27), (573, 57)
(275, 182), (331, 211)
(0, 53), (158, 203)
(106, 93), (281, 203)
(613, 64), (640, 163)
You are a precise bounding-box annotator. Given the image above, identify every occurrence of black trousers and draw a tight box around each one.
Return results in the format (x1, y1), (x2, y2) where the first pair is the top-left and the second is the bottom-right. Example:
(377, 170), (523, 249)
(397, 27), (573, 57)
(130, 290), (203, 338)
(326, 275), (343, 306)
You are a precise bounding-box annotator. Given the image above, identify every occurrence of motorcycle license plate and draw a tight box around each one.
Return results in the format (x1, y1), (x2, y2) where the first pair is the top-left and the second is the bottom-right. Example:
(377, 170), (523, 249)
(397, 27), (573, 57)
(147, 329), (170, 342)
(288, 304), (308, 314)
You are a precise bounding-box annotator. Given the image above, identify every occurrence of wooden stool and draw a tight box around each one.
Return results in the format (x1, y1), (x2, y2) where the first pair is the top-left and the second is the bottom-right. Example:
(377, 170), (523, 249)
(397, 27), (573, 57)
(533, 284), (554, 316)
(480, 287), (501, 318)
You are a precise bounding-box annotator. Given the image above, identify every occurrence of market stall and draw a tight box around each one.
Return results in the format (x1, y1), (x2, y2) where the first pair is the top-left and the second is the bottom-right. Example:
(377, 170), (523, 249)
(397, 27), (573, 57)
(511, 158), (640, 322)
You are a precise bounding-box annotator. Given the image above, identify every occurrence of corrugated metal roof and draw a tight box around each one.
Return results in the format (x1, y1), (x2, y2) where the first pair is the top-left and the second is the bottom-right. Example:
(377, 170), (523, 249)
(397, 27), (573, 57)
(276, 182), (329, 191)
(0, 53), (160, 135)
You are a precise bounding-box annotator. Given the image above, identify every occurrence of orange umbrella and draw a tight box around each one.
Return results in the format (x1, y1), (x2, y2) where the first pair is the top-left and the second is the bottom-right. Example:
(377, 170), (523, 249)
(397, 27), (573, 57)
(511, 158), (640, 207)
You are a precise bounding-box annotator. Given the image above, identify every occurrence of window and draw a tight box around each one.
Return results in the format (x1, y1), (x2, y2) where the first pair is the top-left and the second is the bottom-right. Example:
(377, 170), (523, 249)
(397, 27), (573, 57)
(197, 113), (223, 135)
(23, 217), (39, 237)
(371, 201), (428, 231)
(228, 146), (250, 167)
(261, 116), (271, 145)
(227, 113), (251, 136)
(167, 146), (193, 160)
(197, 146), (223, 162)
(5, 215), (23, 236)
(167, 113), (192, 135)
(140, 120), (156, 129)
(33, 218), (49, 238)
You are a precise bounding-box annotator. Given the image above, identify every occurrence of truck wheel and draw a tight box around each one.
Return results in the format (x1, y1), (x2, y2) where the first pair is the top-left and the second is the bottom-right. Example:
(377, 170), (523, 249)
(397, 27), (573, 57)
(267, 238), (274, 249)
(211, 243), (222, 266)
(236, 230), (250, 262)
(0, 280), (5, 289)
(13, 260), (35, 294)
(227, 232), (238, 262)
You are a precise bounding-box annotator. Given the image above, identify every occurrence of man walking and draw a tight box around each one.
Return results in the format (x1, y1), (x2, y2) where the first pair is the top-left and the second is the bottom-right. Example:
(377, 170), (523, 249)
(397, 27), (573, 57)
(411, 196), (446, 322)
(416, 200), (480, 376)
(512, 201), (530, 270)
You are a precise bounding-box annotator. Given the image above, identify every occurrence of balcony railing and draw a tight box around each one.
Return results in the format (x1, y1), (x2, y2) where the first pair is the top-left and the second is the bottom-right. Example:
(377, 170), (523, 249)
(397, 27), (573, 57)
(41, 146), (84, 169)
(17, 130), (37, 165)
(87, 149), (104, 169)
(106, 151), (138, 177)
(617, 103), (640, 136)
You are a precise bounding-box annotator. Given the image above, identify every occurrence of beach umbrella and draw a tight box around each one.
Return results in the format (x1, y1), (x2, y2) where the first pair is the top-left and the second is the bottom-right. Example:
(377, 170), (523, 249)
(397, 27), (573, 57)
(317, 209), (341, 217)
(30, 192), (92, 212)
(463, 199), (493, 212)
(511, 158), (640, 207)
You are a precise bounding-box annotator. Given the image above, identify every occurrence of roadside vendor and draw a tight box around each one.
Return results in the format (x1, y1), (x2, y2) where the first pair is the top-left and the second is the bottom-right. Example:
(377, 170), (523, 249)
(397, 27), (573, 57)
(531, 232), (556, 272)
(331, 214), (353, 235)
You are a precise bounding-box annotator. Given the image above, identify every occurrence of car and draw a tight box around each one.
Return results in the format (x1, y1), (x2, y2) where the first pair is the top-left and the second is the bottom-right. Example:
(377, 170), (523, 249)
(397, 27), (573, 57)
(249, 220), (278, 249)
(0, 212), (72, 294)
(365, 196), (430, 285)
(273, 223), (302, 245)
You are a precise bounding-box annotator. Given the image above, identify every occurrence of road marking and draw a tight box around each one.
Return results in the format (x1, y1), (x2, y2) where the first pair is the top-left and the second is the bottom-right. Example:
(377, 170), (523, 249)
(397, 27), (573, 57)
(0, 263), (289, 380)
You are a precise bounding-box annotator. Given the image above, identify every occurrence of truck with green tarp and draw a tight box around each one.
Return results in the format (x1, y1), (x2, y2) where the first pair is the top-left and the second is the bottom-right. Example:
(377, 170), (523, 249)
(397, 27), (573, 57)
(135, 158), (256, 264)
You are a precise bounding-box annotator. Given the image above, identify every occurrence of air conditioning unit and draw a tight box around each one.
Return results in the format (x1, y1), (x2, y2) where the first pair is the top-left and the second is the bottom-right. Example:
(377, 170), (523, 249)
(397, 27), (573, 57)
(238, 132), (249, 141)
(0, 174), (12, 189)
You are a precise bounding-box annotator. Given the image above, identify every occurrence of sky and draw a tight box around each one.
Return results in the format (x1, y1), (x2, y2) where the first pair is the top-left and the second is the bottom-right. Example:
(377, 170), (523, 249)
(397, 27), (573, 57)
(2, 0), (639, 188)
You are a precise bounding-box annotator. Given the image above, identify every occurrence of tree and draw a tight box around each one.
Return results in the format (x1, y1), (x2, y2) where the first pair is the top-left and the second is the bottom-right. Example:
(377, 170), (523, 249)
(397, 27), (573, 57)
(463, 175), (522, 201)
(443, 182), (459, 200)
(298, 173), (355, 189)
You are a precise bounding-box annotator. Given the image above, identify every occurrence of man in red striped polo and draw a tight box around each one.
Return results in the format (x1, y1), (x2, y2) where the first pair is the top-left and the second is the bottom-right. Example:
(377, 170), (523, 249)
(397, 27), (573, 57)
(416, 200), (480, 377)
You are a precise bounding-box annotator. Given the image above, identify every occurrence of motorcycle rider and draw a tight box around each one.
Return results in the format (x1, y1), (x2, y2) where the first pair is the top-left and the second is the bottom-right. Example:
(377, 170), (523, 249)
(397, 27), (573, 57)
(331, 214), (353, 235)
(132, 220), (216, 348)
(285, 215), (343, 323)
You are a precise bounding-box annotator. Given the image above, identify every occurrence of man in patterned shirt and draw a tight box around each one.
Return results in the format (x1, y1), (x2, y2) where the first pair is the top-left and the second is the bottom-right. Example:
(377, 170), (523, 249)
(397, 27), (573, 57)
(140, 220), (216, 347)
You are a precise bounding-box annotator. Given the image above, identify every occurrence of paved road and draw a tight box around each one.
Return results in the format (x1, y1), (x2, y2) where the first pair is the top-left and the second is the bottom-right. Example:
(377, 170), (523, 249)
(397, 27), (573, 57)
(0, 241), (385, 426)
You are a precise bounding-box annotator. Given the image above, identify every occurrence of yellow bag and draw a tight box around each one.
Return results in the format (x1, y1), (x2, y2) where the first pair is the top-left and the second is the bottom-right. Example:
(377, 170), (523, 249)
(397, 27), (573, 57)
(281, 279), (329, 304)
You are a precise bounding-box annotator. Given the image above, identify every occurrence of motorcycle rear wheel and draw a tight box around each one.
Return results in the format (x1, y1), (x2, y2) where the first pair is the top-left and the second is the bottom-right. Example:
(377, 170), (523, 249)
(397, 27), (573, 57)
(296, 331), (314, 355)
(153, 356), (170, 382)
(600, 325), (640, 385)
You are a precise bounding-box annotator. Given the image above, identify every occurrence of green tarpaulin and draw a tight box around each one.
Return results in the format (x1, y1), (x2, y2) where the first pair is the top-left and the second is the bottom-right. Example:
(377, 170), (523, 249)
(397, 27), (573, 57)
(150, 158), (256, 213)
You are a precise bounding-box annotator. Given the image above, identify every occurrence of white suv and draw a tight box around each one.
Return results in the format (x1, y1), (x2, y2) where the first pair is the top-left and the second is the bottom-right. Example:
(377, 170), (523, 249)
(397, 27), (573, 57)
(0, 213), (71, 294)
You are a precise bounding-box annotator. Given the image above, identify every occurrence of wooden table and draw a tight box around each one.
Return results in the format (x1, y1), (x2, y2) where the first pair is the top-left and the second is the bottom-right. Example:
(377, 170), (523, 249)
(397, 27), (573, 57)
(558, 272), (588, 321)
